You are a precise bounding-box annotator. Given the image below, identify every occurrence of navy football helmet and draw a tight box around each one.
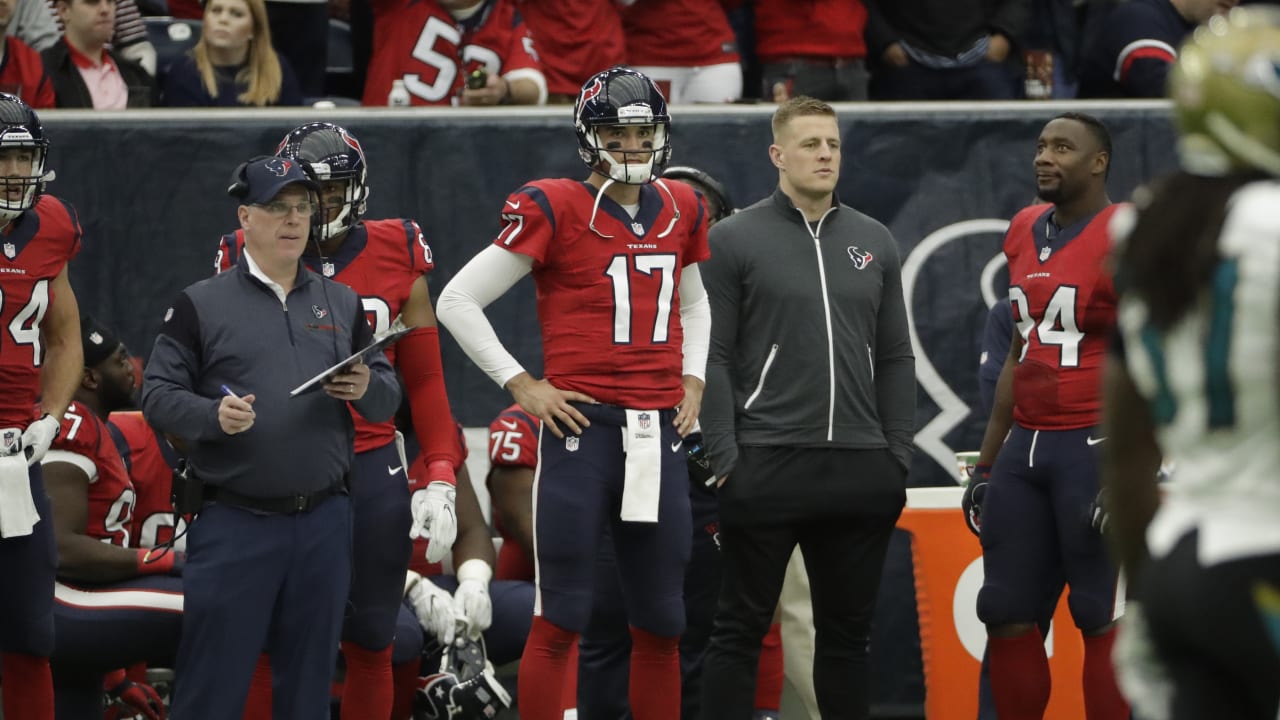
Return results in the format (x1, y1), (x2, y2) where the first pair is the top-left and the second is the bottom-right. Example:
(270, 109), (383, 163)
(275, 122), (368, 240)
(662, 165), (734, 223)
(414, 635), (511, 719)
(574, 66), (671, 185)
(0, 93), (50, 224)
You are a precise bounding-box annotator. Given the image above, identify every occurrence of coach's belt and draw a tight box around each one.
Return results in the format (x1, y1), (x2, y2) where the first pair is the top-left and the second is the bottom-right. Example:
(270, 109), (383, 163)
(205, 483), (345, 514)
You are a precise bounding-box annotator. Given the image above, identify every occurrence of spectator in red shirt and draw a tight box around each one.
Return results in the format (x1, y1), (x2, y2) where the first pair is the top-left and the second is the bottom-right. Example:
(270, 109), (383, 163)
(517, 0), (623, 103)
(0, 0), (54, 107)
(754, 0), (869, 101)
(364, 0), (546, 106)
(618, 0), (741, 103)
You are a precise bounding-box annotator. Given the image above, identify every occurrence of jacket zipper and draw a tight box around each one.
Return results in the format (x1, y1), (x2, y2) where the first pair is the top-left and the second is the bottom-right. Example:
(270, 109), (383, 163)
(744, 344), (779, 410)
(799, 207), (839, 441)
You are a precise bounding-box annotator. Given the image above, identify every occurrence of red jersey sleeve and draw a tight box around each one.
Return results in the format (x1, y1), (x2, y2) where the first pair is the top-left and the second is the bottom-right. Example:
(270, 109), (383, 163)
(405, 219), (435, 275)
(498, 8), (541, 76)
(214, 231), (243, 274)
(50, 402), (102, 470)
(493, 184), (555, 265)
(487, 406), (538, 469)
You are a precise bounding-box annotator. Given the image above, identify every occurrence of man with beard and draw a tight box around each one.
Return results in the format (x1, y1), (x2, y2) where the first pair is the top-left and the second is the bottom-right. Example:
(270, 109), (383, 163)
(42, 316), (177, 720)
(969, 113), (1129, 720)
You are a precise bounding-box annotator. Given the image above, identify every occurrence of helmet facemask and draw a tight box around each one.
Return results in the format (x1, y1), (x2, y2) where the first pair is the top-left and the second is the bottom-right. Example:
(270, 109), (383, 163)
(0, 138), (48, 225)
(579, 116), (670, 186)
(309, 162), (368, 242)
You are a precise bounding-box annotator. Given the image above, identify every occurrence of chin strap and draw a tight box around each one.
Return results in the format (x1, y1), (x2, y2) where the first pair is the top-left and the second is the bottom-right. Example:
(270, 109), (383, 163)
(588, 177), (616, 239)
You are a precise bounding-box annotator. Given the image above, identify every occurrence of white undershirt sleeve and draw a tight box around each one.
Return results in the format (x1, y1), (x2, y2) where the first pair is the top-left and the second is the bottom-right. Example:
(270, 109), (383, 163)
(436, 245), (535, 389)
(679, 264), (710, 381)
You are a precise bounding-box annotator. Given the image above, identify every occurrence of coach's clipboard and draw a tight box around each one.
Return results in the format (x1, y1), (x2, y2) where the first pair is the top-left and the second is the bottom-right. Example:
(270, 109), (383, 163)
(289, 325), (413, 398)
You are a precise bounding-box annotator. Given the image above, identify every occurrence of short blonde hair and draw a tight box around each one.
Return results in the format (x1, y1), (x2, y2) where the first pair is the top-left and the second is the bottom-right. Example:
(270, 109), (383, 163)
(771, 97), (836, 142)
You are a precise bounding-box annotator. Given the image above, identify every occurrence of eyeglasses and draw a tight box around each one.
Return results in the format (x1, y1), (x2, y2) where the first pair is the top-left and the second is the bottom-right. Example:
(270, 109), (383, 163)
(254, 200), (315, 217)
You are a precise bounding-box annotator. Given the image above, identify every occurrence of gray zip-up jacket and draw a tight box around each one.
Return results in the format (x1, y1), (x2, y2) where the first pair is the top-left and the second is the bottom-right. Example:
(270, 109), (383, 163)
(701, 188), (916, 478)
(142, 255), (401, 498)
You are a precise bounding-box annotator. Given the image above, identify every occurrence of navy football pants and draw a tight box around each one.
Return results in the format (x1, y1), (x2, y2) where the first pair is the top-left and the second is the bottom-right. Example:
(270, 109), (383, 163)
(0, 465), (56, 658)
(534, 404), (691, 637)
(977, 425), (1119, 632)
(344, 441), (413, 650)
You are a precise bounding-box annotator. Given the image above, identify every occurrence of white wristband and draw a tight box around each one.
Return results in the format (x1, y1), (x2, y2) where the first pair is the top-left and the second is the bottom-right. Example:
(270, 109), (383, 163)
(455, 558), (493, 585)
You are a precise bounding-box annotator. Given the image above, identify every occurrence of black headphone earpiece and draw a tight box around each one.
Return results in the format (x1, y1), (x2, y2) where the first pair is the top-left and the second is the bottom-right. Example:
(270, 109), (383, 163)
(227, 154), (275, 200)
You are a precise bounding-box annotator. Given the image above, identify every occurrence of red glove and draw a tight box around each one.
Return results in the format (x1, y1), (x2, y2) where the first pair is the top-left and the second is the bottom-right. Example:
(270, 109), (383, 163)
(104, 669), (166, 720)
(136, 548), (185, 576)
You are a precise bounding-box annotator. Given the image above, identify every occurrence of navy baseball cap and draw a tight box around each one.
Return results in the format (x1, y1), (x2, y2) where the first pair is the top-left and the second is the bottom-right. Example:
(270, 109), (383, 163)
(229, 155), (319, 205)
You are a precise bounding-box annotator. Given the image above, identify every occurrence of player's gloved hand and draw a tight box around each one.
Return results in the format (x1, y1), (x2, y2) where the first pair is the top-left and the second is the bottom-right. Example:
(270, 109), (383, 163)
(453, 559), (494, 640)
(410, 469), (457, 564)
(1090, 486), (1109, 534)
(1113, 601), (1172, 720)
(961, 463), (991, 537)
(22, 413), (60, 466)
(405, 570), (457, 646)
(104, 669), (166, 720)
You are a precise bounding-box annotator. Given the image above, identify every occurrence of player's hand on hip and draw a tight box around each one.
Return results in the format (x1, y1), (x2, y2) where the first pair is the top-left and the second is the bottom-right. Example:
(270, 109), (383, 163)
(324, 361), (370, 401)
(21, 413), (60, 466)
(673, 375), (705, 437)
(406, 571), (458, 645)
(411, 478), (458, 564)
(217, 394), (256, 435)
(507, 373), (595, 439)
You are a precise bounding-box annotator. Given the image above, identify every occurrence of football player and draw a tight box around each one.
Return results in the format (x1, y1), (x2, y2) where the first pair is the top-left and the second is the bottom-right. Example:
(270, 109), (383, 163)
(364, 0), (546, 106)
(437, 66), (711, 720)
(0, 91), (84, 720)
(972, 113), (1129, 719)
(215, 122), (459, 718)
(1105, 8), (1280, 718)
(42, 316), (177, 720)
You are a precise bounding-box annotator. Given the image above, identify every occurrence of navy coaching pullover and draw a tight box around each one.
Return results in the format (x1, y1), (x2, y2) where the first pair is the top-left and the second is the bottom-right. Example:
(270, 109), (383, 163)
(142, 254), (401, 498)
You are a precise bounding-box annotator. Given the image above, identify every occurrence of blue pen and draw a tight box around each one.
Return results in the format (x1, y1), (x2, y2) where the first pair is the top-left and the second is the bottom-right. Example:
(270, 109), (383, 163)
(220, 384), (240, 400)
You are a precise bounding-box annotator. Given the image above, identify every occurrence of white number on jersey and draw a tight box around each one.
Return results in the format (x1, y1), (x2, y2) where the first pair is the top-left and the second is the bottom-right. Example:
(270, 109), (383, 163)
(63, 407), (84, 440)
(605, 254), (677, 344)
(404, 16), (461, 103)
(1009, 285), (1082, 367)
(489, 429), (524, 462)
(362, 296), (392, 336)
(1, 279), (50, 366)
(102, 487), (136, 547)
(138, 512), (189, 552)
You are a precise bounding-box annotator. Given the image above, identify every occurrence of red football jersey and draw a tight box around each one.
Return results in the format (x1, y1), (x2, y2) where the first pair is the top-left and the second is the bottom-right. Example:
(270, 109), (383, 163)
(108, 410), (187, 551)
(216, 218), (433, 452)
(1003, 203), (1123, 430)
(495, 178), (710, 408)
(364, 0), (542, 106)
(44, 402), (136, 547)
(752, 0), (867, 61)
(0, 195), (82, 429)
(486, 403), (538, 582)
(408, 421), (469, 577)
(0, 37), (55, 109)
(620, 0), (739, 68)
(517, 0), (624, 96)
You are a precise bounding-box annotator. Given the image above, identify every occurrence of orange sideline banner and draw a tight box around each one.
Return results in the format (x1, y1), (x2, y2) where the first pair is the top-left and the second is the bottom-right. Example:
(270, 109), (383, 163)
(899, 488), (1085, 720)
